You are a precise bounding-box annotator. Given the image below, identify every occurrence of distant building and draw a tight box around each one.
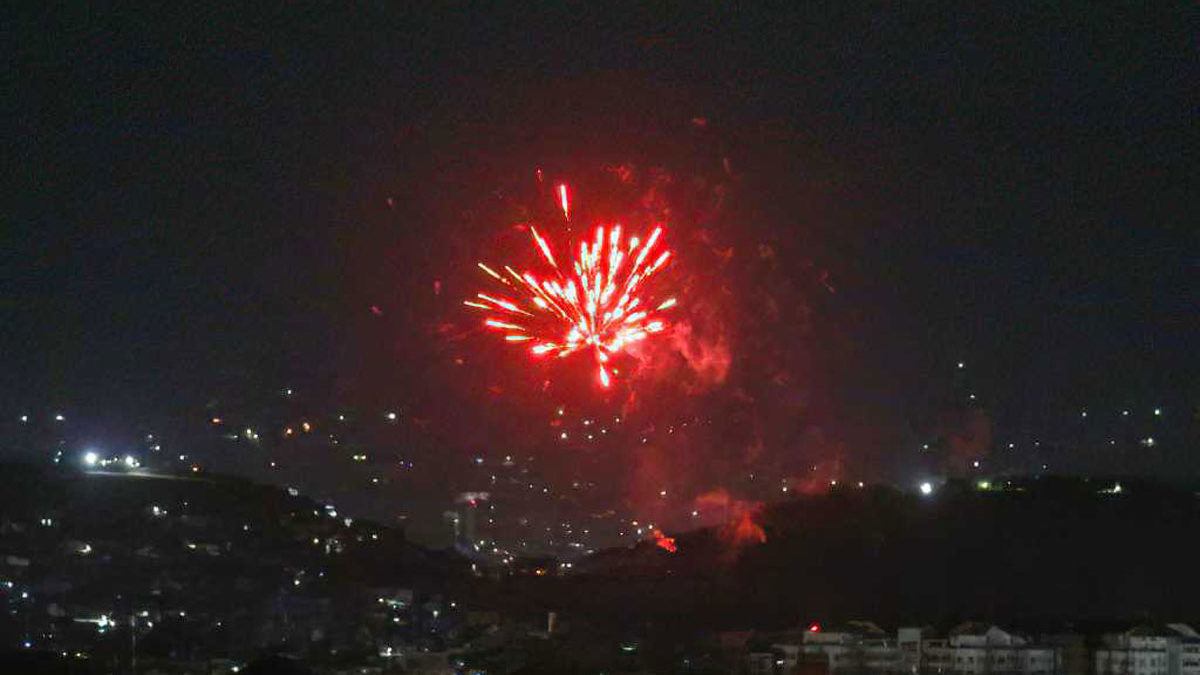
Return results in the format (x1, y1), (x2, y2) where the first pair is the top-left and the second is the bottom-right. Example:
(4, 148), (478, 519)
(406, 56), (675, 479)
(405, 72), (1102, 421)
(749, 622), (1197, 675)
(1183, 638), (1200, 675)
(771, 621), (899, 674)
(748, 650), (780, 675)
(1044, 632), (1092, 675)
(918, 623), (1059, 675)
(900, 627), (933, 673)
(1096, 624), (1200, 675)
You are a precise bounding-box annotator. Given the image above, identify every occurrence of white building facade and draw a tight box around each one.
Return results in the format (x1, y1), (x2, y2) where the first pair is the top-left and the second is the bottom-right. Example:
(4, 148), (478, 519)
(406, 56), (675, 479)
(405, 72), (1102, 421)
(916, 623), (1059, 675)
(1096, 625), (1200, 675)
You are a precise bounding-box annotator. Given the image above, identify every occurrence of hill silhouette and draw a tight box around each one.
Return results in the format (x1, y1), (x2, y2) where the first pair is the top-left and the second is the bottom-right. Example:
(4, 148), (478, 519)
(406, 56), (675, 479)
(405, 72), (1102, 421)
(537, 477), (1200, 633)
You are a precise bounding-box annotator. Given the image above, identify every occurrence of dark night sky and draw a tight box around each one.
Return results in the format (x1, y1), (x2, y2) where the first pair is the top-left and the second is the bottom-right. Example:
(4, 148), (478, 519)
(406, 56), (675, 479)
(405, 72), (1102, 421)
(3, 6), (1197, 533)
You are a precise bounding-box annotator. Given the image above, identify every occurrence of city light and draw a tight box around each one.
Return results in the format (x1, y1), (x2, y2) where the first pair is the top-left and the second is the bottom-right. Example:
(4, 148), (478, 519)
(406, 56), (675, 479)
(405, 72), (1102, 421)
(83, 451), (98, 467)
(919, 482), (934, 496)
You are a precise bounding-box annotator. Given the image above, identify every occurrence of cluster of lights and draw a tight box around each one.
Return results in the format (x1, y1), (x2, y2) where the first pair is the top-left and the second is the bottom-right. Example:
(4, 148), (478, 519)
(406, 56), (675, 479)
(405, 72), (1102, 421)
(81, 451), (140, 470)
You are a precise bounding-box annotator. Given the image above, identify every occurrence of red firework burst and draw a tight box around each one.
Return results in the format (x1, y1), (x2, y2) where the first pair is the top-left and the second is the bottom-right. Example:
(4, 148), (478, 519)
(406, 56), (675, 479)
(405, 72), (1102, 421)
(465, 183), (677, 388)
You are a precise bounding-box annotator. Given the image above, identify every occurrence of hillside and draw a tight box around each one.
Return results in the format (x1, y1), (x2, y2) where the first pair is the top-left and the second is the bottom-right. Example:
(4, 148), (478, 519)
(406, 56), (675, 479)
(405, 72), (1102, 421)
(540, 477), (1200, 632)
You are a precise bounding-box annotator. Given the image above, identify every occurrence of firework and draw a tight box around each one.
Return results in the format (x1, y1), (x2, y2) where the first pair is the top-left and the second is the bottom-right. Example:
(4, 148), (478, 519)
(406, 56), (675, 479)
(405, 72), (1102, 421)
(466, 184), (677, 387)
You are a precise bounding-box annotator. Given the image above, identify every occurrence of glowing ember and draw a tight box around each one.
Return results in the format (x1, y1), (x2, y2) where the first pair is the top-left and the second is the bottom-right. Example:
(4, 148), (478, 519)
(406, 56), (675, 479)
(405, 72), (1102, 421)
(466, 185), (677, 388)
(652, 530), (677, 553)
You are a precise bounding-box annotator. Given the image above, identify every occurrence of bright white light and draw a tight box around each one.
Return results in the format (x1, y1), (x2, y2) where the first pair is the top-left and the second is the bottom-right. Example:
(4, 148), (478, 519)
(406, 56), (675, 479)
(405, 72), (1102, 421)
(1081, 410), (1088, 418)
(83, 452), (98, 466)
(54, 413), (65, 422)
(386, 411), (397, 420)
(19, 415), (28, 423)
(957, 362), (965, 369)
(1154, 408), (1162, 416)
(972, 460), (980, 468)
(123, 455), (138, 468)
(919, 482), (934, 496)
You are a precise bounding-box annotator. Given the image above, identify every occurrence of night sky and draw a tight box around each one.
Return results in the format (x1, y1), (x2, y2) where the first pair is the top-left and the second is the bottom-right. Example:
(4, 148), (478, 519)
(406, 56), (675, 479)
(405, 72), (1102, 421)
(4, 7), (1197, 544)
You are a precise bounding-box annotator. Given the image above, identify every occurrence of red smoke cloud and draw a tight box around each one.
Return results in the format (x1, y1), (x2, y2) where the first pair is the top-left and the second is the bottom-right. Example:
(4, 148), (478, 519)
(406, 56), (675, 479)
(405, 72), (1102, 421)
(726, 510), (767, 545)
(693, 488), (767, 546)
(669, 320), (732, 390)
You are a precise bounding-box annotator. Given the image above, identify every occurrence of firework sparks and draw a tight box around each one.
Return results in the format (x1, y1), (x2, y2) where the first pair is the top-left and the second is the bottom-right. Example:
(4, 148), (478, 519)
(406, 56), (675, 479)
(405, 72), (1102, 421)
(557, 183), (570, 221)
(466, 184), (677, 387)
